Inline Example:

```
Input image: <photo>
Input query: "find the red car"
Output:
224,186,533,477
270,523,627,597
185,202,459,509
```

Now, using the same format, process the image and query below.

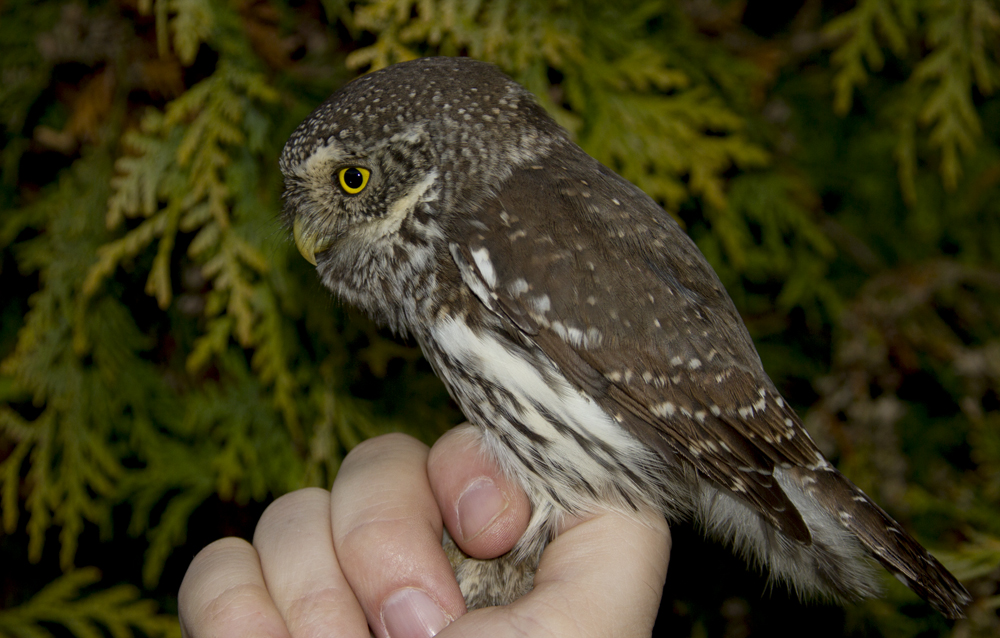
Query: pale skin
178,424,671,638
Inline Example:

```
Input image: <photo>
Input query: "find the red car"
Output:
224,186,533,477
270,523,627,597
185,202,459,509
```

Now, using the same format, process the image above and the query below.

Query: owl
280,57,970,618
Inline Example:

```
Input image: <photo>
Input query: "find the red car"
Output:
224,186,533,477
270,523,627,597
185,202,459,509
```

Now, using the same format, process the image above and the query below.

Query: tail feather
801,467,971,619
700,467,971,618
698,476,881,605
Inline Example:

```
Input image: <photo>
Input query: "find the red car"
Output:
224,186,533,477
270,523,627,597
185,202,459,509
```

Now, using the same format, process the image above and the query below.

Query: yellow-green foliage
0,568,179,638
1,0,999,636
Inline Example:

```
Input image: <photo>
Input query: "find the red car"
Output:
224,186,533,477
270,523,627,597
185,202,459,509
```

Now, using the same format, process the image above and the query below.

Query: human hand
178,424,670,638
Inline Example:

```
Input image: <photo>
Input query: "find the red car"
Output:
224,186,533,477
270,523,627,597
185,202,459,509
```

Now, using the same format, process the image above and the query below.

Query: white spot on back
531,294,551,313
566,326,584,345
471,247,496,287
652,402,676,418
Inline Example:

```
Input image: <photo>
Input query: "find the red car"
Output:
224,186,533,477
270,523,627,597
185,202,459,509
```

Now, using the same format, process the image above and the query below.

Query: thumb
427,424,532,560
442,506,670,637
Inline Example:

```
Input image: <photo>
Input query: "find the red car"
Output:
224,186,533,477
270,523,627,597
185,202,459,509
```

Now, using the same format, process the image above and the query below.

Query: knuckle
200,582,281,632
258,488,328,529
344,432,421,467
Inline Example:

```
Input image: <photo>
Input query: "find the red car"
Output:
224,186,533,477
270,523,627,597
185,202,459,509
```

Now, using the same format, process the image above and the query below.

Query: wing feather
449,151,831,544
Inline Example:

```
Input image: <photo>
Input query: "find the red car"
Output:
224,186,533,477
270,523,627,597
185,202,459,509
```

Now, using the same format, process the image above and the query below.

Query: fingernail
382,588,450,638
457,478,508,542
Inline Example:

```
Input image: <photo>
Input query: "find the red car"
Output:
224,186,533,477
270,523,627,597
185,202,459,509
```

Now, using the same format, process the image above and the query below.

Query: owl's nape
280,57,971,619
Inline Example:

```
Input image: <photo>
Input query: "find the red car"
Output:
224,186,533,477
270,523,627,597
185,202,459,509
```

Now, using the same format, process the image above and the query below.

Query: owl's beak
293,217,325,266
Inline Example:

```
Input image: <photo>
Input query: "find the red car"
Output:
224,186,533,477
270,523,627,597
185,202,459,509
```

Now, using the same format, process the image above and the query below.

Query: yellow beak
293,217,321,266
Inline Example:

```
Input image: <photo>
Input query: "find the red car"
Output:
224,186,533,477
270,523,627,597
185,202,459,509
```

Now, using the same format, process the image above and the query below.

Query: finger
331,433,465,638
253,488,368,638
426,424,531,559
178,537,290,638
442,507,671,638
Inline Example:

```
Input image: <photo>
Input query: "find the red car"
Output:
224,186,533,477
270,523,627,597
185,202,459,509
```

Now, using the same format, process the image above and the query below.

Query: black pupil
343,168,364,189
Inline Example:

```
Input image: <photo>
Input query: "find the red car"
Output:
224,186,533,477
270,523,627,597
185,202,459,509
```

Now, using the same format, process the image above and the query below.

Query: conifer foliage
1,1,998,636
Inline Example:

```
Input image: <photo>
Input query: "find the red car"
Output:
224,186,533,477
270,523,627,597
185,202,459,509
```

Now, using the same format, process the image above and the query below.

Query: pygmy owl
280,57,970,618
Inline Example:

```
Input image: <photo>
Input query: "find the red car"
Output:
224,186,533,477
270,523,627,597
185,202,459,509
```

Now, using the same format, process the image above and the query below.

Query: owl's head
280,57,564,265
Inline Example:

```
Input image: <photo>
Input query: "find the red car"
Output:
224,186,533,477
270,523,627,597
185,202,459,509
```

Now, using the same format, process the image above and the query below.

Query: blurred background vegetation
1,0,999,635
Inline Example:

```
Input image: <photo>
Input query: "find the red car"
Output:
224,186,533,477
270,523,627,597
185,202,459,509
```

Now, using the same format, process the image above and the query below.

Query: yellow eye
338,167,370,194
